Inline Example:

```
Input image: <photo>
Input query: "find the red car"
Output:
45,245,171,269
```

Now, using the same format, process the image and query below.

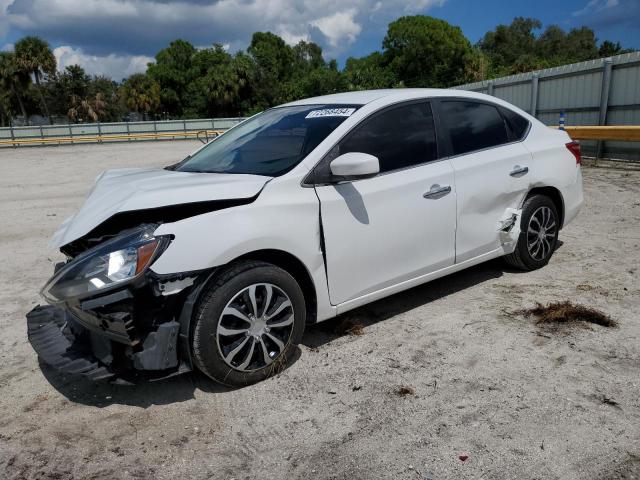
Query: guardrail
0,129,226,147
0,117,244,148
559,126,640,142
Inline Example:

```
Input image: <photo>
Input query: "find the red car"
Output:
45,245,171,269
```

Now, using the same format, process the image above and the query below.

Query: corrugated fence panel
493,82,531,112
537,71,601,112
455,51,640,162
609,64,640,107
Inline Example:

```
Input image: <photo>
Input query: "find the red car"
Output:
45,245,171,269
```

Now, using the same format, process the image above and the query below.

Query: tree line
0,15,633,126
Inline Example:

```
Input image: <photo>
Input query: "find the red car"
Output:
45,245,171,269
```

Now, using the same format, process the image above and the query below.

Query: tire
504,194,560,271
191,260,306,387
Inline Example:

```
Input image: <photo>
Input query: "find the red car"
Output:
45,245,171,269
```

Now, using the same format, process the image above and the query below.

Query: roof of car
280,88,488,107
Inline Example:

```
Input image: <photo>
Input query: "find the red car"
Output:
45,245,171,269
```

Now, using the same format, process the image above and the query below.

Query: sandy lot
0,141,639,480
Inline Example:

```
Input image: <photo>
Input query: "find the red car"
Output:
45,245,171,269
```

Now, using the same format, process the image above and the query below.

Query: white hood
51,167,271,248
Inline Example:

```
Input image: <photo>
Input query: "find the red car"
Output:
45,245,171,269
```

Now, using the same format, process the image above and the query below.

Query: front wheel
504,195,559,271
191,260,306,387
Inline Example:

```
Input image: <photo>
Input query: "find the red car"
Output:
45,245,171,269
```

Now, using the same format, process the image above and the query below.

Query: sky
0,0,638,81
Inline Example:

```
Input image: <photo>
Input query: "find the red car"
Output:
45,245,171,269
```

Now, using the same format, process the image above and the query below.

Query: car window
334,102,438,173
440,101,510,156
171,104,360,176
500,106,530,140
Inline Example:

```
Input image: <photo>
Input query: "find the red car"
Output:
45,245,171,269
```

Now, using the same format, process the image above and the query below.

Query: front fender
149,177,335,321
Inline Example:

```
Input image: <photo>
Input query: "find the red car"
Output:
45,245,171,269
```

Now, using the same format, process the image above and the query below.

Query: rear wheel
192,261,306,386
504,194,559,271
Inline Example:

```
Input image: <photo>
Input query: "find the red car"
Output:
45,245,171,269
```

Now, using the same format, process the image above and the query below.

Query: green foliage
14,36,56,81
119,73,161,118
478,18,619,76
147,39,198,117
2,16,635,124
14,36,56,119
0,51,31,121
599,40,633,57
382,16,474,87
344,52,396,90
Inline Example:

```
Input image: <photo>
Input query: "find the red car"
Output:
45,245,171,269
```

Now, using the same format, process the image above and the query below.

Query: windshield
172,104,360,176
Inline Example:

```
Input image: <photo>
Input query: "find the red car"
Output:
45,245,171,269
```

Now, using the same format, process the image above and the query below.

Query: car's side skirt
334,246,509,316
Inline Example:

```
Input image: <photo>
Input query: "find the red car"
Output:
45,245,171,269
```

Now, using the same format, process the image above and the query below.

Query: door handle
510,165,529,177
423,184,452,199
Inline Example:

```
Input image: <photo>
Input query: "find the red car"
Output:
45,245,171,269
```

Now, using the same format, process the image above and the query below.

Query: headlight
42,225,168,303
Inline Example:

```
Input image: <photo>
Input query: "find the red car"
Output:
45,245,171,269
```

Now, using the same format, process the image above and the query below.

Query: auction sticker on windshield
305,108,356,119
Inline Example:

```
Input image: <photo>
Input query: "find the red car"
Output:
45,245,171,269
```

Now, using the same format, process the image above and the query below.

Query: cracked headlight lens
42,226,166,303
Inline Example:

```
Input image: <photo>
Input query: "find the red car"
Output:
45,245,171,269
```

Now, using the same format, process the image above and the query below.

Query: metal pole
596,58,613,161
530,74,539,118
9,124,15,148
487,81,494,96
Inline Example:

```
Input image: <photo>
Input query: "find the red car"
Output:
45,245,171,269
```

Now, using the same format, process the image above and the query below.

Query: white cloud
5,0,445,62
0,0,15,37
573,0,620,16
311,9,362,47
53,46,153,80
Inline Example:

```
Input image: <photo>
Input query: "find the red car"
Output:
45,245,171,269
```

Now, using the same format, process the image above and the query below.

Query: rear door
312,101,457,305
435,99,533,263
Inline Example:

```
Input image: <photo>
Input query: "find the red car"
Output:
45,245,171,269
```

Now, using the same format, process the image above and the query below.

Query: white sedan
30,88,583,386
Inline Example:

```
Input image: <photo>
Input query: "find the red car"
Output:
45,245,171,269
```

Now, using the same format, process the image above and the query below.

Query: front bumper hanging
26,304,187,383
27,305,115,381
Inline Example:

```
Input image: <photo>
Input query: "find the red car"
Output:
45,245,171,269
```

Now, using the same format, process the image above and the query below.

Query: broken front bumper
26,302,188,383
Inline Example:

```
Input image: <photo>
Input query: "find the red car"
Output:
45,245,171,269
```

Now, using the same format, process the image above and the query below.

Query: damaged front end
27,224,210,383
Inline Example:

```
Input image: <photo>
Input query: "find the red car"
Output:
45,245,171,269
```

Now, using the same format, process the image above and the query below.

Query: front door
313,101,457,305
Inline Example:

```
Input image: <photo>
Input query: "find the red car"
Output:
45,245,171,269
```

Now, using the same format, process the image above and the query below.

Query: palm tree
14,36,56,123
0,51,30,122
67,92,107,123
119,74,161,119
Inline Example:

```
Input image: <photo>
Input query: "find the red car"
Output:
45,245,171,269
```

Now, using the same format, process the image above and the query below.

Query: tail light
566,141,581,165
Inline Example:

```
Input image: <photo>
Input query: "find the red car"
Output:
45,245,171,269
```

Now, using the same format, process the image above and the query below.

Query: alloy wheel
216,283,294,371
527,206,557,261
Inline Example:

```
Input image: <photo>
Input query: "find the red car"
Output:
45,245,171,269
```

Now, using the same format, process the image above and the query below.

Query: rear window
500,107,530,140
440,101,509,156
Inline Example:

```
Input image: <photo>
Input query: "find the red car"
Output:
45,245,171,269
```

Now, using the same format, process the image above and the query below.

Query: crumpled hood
51,167,271,248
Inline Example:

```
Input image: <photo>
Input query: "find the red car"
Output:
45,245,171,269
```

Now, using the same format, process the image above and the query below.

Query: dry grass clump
518,301,616,328
396,386,415,397
335,318,365,336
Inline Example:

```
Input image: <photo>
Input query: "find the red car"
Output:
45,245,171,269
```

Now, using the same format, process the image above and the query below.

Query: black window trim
303,98,447,187
431,97,531,160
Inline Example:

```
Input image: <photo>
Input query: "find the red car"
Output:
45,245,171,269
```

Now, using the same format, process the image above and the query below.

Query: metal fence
0,117,244,146
454,51,640,162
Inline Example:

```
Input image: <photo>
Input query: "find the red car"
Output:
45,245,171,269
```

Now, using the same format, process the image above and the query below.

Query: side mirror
329,152,380,181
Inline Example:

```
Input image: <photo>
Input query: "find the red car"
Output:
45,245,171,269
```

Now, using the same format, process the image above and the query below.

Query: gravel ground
0,141,639,480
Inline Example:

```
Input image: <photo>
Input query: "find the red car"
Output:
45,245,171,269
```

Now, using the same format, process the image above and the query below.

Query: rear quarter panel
523,124,584,227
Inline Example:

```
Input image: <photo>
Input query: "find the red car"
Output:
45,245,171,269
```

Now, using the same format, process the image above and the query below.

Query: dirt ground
0,141,639,480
